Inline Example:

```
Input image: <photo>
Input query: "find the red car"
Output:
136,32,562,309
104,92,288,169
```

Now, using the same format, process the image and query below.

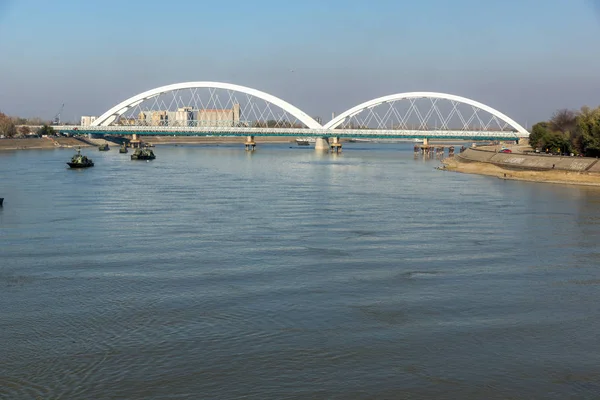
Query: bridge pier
330,137,342,153
130,133,142,148
315,137,330,151
245,135,256,151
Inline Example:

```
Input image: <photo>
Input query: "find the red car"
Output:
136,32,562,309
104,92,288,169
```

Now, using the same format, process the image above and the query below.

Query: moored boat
98,143,110,151
131,148,156,160
67,148,94,168
119,144,128,153
296,137,316,146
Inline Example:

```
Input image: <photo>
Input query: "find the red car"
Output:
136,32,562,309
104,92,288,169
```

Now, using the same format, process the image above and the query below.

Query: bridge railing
53,125,523,139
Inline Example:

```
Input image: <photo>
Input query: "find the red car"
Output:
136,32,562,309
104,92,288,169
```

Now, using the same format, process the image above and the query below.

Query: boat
131,147,156,160
348,138,371,143
0,198,3,207
98,143,110,151
295,137,316,146
119,144,128,154
67,148,94,168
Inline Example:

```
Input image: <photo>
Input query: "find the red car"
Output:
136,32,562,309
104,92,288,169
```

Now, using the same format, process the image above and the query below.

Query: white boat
295,137,316,146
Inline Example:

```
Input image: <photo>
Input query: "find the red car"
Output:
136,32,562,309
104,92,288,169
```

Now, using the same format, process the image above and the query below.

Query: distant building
118,117,137,126
174,107,194,126
197,104,240,127
80,116,97,126
151,111,168,126
138,112,148,125
132,105,241,127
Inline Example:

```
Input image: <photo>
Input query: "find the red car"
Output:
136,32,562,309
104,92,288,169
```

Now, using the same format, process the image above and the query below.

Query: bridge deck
54,126,524,141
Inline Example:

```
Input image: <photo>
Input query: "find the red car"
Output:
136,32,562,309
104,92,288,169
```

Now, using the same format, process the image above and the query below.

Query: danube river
2,143,600,399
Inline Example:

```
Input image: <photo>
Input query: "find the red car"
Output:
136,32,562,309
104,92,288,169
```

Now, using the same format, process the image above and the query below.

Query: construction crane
52,103,65,125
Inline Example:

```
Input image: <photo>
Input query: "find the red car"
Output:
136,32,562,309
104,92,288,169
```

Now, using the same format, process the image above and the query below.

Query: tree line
0,112,55,137
529,106,600,156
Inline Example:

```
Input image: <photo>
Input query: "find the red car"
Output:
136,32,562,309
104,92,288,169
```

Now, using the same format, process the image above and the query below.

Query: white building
197,104,240,127
174,107,194,126
81,116,97,126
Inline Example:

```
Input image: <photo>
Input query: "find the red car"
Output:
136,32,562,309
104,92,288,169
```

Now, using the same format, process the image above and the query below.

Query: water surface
1,143,600,399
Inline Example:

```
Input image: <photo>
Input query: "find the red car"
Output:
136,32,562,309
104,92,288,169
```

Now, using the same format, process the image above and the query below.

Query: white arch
91,81,323,129
323,92,529,136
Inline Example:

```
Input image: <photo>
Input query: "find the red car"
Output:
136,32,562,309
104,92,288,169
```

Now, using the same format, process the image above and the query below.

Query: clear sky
1,0,599,126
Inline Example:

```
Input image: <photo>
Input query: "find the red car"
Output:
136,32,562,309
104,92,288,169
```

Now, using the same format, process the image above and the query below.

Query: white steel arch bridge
56,81,529,141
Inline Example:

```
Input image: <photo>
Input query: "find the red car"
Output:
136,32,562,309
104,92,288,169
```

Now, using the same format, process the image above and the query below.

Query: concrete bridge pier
245,135,256,151
130,133,142,148
330,137,342,153
315,137,330,151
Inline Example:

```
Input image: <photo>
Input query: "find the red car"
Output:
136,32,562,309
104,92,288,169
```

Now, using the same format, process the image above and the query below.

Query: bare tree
0,112,17,137
550,109,578,135
17,126,31,136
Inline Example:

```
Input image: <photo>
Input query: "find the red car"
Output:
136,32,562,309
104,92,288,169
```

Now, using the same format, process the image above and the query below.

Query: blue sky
0,0,599,126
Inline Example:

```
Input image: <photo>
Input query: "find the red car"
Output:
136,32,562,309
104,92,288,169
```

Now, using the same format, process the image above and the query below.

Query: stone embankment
442,148,600,186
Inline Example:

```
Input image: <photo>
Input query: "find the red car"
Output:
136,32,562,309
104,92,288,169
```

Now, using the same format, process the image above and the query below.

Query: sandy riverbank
0,137,92,151
442,147,600,187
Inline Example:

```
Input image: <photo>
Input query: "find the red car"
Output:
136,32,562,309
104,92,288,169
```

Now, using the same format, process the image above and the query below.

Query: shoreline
0,136,297,151
143,136,295,146
442,148,600,187
0,137,92,151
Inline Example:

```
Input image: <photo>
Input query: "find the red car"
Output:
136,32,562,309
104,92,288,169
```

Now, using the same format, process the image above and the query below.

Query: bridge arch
91,81,323,129
323,92,529,136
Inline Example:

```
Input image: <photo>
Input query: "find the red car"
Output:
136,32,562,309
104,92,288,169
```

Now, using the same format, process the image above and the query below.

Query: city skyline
1,0,600,127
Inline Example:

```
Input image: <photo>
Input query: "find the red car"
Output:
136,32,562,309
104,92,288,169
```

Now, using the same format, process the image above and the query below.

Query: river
1,142,600,399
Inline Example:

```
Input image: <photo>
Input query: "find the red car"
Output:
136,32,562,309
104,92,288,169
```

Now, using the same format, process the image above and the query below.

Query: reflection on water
2,143,600,399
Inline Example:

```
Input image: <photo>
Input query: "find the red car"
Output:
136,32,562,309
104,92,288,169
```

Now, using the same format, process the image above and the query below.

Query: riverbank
0,136,297,150
143,136,295,145
442,147,600,186
0,137,91,151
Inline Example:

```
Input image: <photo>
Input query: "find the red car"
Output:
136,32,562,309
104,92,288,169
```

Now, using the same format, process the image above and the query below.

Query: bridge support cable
91,82,322,130
323,92,529,138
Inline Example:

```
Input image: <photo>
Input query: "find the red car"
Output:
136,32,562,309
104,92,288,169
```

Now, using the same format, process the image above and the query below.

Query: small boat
131,148,156,160
119,144,128,154
295,137,316,146
98,143,110,151
67,148,94,168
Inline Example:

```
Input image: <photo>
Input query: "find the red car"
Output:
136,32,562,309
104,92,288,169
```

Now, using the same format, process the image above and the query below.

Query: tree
17,126,31,136
541,132,571,154
529,122,550,148
577,106,600,157
550,109,578,135
0,112,17,137
36,124,56,137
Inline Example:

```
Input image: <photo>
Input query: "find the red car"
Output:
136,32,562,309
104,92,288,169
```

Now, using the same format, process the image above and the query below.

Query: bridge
54,81,529,150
